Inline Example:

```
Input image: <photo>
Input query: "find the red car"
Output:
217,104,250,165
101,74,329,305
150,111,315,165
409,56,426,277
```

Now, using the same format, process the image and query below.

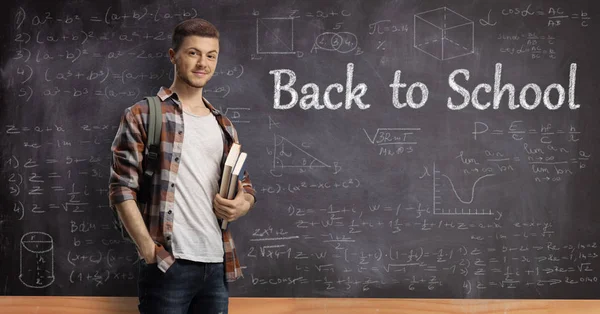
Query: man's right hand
114,200,158,264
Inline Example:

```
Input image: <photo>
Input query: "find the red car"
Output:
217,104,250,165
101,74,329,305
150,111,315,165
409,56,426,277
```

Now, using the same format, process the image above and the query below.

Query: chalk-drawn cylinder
19,232,55,288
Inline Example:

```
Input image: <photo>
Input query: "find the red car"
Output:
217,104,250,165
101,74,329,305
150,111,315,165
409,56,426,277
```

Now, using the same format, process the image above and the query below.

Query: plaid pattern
109,87,255,281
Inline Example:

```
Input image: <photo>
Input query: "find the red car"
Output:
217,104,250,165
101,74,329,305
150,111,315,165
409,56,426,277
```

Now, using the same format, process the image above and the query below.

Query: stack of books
218,143,247,229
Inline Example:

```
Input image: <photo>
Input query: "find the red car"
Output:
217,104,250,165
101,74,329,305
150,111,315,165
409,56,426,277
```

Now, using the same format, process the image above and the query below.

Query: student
109,18,256,314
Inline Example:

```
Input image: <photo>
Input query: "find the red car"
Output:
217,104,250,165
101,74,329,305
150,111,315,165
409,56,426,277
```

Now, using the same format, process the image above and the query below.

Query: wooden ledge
1,297,600,313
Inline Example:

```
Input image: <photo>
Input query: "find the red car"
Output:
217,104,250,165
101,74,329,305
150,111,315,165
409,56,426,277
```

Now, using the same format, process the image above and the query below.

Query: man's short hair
172,18,220,52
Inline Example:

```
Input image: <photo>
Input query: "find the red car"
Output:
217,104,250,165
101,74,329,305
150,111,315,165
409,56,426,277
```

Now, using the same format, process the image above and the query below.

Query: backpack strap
139,96,162,206
114,96,162,241
147,96,162,159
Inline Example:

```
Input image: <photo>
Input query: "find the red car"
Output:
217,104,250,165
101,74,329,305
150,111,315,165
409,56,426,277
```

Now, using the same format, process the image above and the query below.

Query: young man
109,18,256,314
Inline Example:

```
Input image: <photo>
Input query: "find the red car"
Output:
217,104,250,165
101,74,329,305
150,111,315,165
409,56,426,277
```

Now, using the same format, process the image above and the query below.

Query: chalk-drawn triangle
273,134,330,169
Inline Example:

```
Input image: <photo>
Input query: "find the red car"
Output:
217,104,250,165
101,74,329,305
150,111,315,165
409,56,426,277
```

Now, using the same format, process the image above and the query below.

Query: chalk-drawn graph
432,163,495,216
273,134,330,170
414,7,474,60
19,232,55,288
256,17,295,54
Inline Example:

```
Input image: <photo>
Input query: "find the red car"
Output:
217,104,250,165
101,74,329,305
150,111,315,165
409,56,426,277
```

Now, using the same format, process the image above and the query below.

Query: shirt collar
156,86,222,115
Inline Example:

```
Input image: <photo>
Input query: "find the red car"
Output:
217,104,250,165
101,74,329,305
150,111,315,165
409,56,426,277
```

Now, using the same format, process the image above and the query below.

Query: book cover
222,151,247,229
218,142,241,198
226,152,247,199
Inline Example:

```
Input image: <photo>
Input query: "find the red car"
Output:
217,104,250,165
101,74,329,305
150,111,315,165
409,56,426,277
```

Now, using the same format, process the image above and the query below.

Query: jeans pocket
164,260,177,275
204,262,225,283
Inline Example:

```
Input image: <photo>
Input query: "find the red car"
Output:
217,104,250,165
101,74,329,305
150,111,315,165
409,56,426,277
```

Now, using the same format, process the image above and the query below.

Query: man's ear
168,48,176,64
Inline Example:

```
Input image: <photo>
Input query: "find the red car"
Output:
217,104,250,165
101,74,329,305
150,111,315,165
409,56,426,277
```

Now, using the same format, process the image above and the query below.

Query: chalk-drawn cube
256,17,295,54
414,7,474,60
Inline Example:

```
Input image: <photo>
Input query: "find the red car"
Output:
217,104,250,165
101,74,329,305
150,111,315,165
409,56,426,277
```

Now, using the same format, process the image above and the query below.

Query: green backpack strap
147,96,162,154
139,96,162,206
114,96,162,241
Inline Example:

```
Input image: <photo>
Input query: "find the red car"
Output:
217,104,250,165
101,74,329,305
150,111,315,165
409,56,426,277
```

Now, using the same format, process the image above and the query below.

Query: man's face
170,35,219,89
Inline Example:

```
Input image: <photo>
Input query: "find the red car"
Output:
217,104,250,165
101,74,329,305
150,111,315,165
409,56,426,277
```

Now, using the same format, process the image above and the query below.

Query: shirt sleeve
241,169,256,204
108,106,145,207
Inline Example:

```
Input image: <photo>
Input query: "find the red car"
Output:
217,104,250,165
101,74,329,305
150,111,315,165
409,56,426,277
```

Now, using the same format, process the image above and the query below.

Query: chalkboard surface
2,0,599,299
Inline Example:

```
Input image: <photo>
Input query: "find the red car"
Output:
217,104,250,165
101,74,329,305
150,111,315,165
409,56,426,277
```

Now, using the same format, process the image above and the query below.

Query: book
226,152,247,199
218,143,241,198
218,143,241,230
222,152,248,230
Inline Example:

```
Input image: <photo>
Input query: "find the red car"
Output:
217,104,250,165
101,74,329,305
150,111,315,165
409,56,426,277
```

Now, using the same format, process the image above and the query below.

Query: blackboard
2,0,600,299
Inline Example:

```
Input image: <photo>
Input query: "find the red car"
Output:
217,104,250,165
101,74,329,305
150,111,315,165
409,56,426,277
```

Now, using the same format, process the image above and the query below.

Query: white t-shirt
171,110,224,262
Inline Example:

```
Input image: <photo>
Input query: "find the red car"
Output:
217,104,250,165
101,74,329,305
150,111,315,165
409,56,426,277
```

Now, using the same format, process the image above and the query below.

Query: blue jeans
137,259,228,314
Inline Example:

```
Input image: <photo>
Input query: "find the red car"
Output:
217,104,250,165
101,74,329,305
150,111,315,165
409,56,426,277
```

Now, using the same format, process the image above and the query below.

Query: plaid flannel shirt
109,87,255,281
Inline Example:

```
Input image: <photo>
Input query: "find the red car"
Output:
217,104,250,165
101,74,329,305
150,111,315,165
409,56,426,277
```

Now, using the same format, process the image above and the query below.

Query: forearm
115,199,155,259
